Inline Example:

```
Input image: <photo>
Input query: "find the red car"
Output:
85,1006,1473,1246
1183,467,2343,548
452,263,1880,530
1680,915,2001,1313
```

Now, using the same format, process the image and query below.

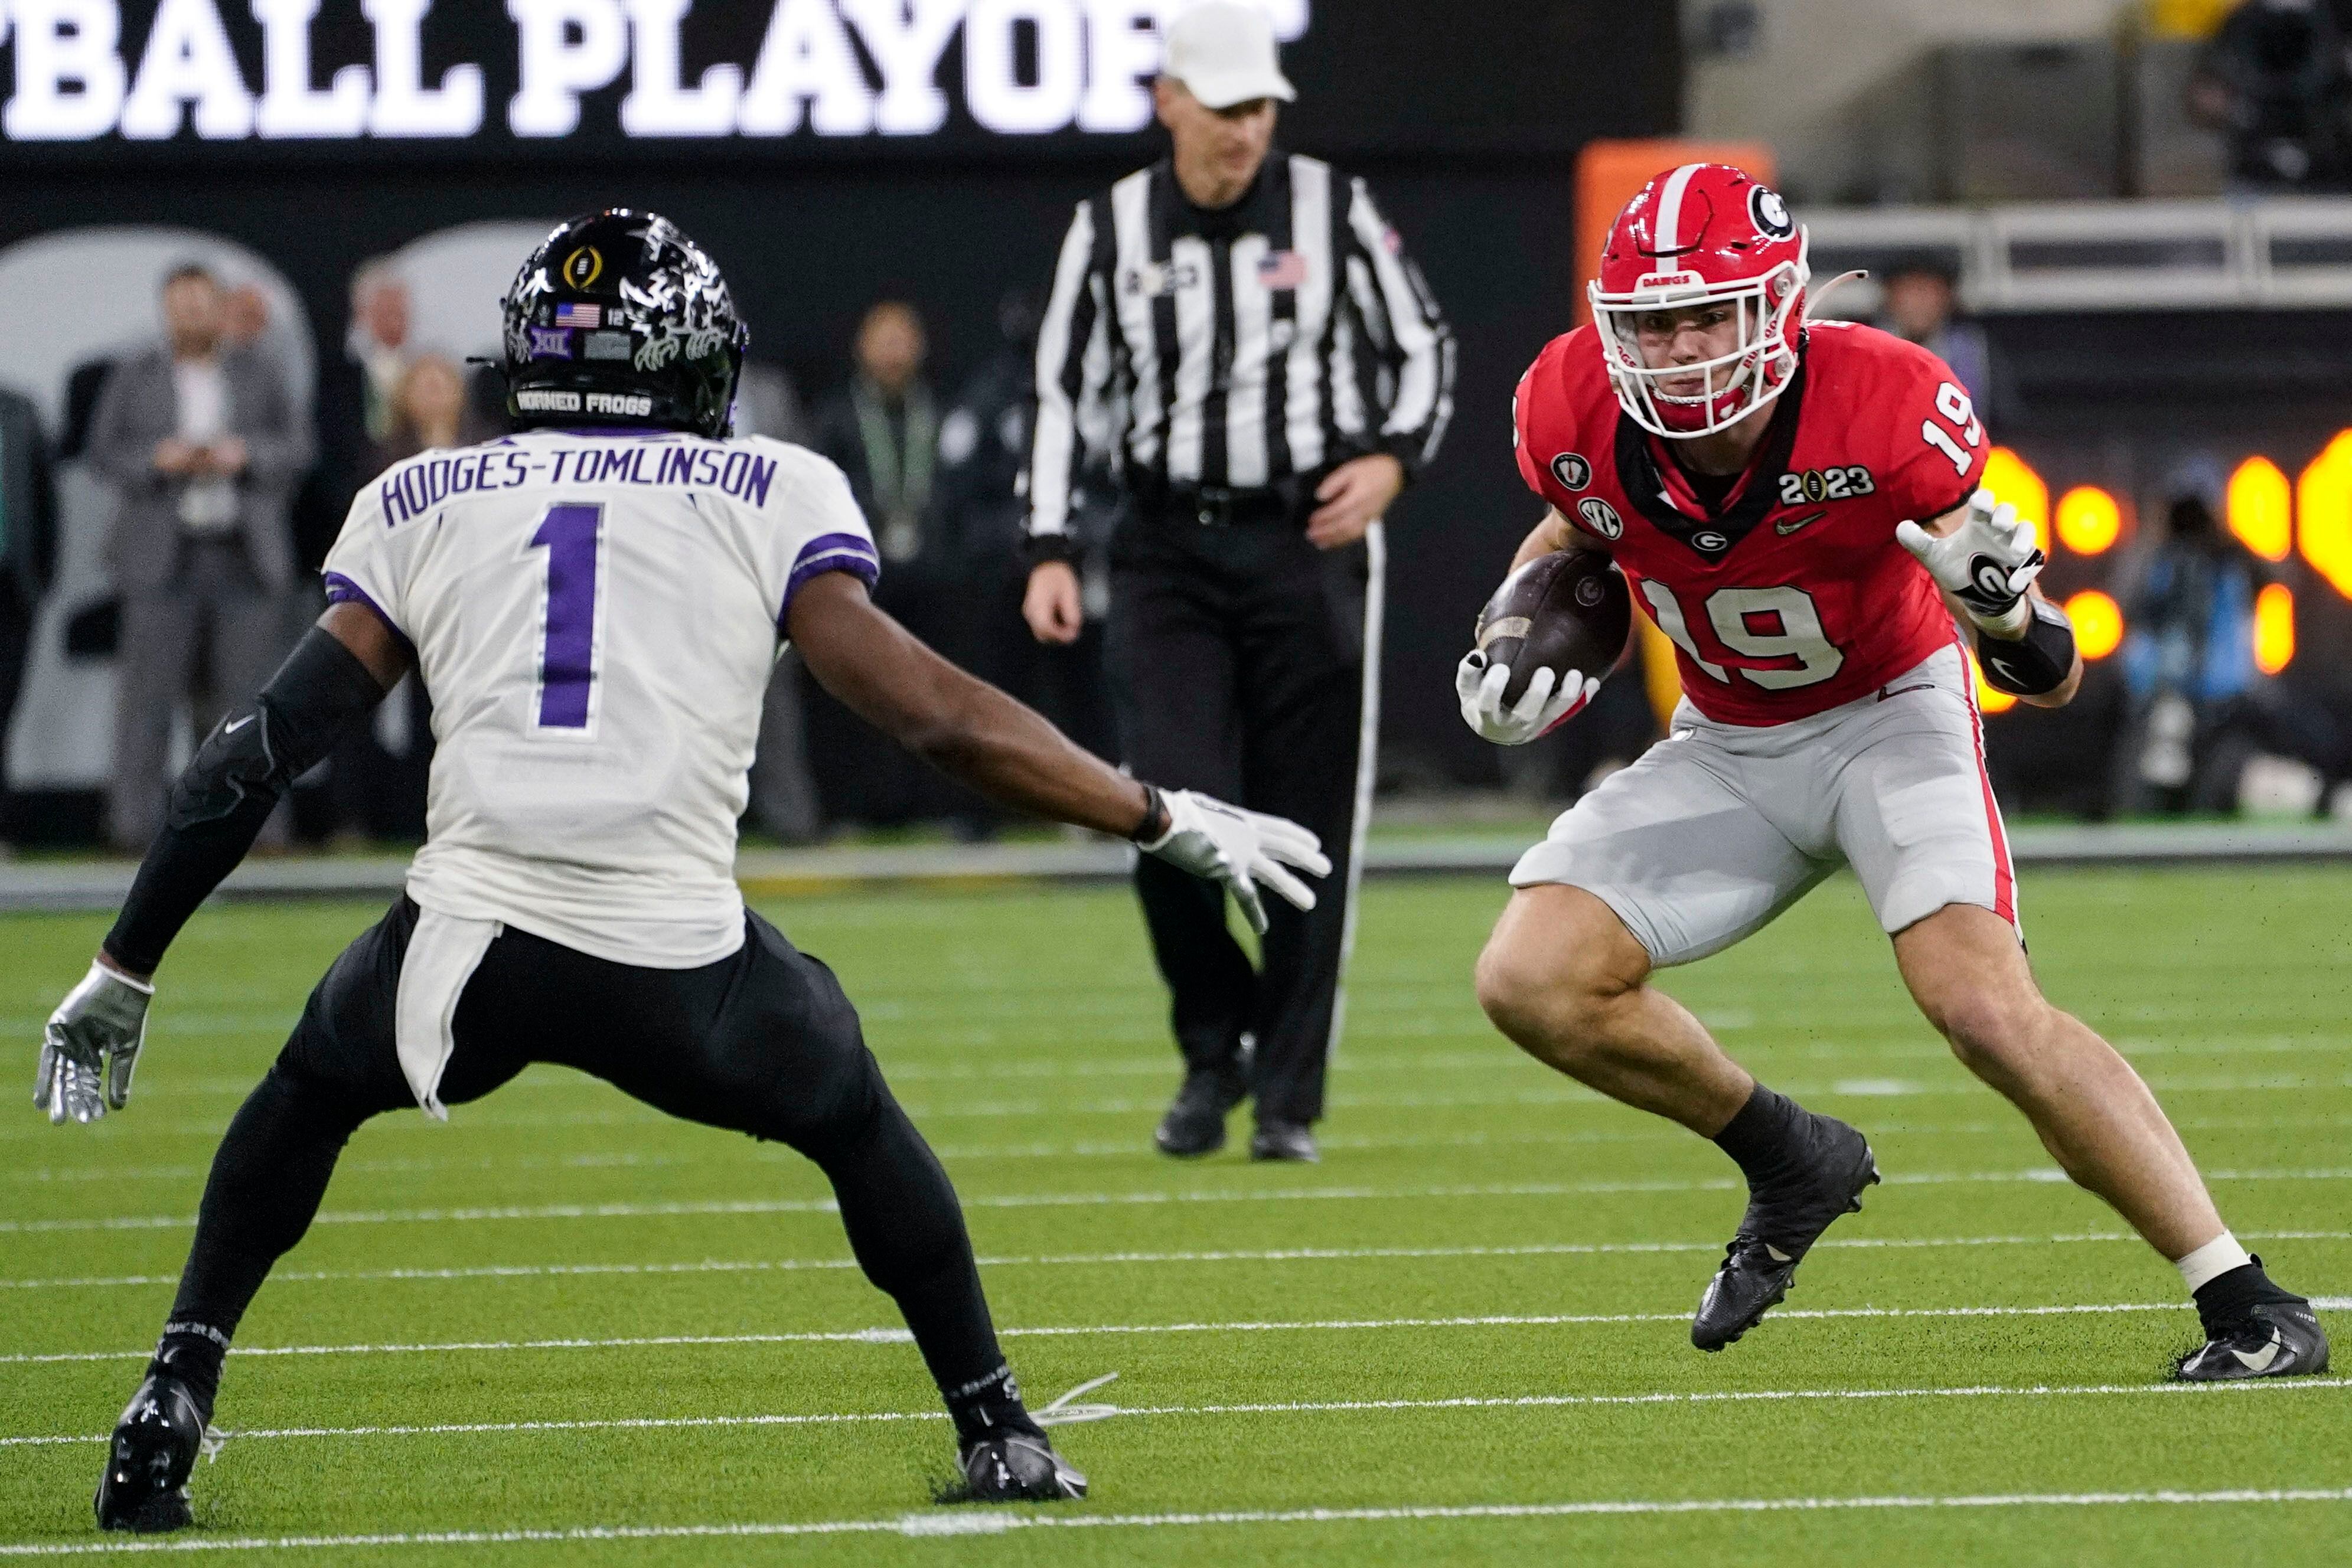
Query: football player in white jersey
36,211,1328,1533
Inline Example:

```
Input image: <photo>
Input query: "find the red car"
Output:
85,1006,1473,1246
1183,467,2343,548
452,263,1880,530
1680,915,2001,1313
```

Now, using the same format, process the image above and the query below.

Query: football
1473,550,1633,705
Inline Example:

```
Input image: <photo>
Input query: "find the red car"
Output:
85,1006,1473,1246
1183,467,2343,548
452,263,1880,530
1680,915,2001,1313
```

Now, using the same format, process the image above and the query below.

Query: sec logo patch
1551,452,1592,491
1577,498,1623,540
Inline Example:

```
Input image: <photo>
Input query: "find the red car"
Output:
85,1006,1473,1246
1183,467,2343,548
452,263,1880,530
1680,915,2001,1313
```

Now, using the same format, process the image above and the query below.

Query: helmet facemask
1590,233,1809,440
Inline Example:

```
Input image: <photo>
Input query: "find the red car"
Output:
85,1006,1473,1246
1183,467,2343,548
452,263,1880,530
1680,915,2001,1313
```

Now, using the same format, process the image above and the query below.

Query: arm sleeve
1343,178,1456,478
105,629,387,974
1881,342,1989,522
1024,199,1113,559
767,448,882,632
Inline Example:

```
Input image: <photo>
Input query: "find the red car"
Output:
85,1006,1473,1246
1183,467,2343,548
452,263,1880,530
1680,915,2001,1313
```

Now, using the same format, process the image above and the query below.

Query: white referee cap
1163,1,1297,109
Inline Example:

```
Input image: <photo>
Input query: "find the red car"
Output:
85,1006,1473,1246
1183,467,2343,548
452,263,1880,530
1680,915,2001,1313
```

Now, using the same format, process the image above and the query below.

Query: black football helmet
501,209,747,439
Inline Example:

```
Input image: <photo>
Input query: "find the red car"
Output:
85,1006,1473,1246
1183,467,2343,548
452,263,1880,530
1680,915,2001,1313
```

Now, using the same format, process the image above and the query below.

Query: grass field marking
14,1165,2352,1238
24,1297,2352,1368
32,1481,2344,1558
14,1229,2352,1296
6,1376,2351,1452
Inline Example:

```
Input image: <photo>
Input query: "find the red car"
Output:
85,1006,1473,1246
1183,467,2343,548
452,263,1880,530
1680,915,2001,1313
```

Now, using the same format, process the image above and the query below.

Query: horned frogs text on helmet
501,209,748,440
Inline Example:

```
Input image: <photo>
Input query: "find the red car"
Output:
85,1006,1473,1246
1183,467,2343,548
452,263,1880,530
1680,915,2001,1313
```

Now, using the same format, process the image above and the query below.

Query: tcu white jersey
322,428,879,968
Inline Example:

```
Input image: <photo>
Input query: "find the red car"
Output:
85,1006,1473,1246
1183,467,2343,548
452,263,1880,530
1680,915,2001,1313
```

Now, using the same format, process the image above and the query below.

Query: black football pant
165,897,1010,1408
1105,509,1373,1126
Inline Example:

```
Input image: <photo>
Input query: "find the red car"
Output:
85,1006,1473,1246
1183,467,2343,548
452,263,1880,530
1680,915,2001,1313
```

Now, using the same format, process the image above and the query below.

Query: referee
1020,1,1453,1163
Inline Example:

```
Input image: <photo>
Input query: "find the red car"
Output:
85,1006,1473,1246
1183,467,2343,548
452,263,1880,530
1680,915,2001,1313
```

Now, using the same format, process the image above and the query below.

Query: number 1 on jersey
531,502,605,733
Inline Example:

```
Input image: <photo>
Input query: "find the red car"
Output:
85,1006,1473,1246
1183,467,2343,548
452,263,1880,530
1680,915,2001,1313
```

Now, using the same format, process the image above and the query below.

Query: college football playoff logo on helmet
1577,498,1623,540
1749,185,1795,240
1551,452,1593,492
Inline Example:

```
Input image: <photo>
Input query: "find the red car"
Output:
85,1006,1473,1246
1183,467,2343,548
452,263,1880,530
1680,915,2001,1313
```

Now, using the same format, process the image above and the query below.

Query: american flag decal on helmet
554,302,602,329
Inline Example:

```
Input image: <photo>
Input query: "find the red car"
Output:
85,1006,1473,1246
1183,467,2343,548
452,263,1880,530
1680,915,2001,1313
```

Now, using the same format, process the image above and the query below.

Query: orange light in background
2063,589,2124,658
1979,448,2048,551
1972,651,2017,714
2255,583,2296,674
2227,456,2293,562
2296,430,2352,598
2054,486,2122,556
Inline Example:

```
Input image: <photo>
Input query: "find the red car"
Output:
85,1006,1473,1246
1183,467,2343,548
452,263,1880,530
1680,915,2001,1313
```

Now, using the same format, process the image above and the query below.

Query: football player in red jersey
1462,164,2326,1378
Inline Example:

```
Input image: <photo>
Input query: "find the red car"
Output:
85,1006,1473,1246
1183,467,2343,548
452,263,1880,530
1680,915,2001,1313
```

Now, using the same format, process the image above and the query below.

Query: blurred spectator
1876,254,2004,430
810,301,954,828
2188,0,2352,191
735,360,825,844
221,283,271,353
0,388,59,847
306,262,415,571
2116,456,2351,813
88,263,311,852
936,289,1114,836
372,354,492,470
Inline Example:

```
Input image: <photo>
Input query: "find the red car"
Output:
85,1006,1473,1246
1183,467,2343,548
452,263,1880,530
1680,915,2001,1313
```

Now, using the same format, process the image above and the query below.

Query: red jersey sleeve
1871,333,1988,524
1512,334,1580,513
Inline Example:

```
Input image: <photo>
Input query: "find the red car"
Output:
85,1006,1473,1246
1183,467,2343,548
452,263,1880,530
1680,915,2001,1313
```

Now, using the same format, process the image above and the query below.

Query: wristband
1979,597,2076,697
1128,783,1171,845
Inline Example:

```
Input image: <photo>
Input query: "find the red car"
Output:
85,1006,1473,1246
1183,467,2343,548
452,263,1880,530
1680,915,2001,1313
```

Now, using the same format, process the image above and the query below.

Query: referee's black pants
1105,505,1375,1127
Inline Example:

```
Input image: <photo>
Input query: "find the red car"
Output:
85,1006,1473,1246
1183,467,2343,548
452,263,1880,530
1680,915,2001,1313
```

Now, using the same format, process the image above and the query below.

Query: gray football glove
34,961,154,1125
1140,789,1330,936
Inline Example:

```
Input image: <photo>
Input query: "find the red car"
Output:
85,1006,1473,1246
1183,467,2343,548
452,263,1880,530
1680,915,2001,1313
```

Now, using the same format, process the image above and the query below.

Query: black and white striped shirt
1024,151,1454,550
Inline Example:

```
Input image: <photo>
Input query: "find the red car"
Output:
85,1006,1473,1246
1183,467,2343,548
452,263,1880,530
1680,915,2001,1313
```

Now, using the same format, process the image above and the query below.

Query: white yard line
9,1229,2350,1295
0,1487,2348,1554
15,1297,2352,1369
9,1167,2351,1237
4,1375,2348,1449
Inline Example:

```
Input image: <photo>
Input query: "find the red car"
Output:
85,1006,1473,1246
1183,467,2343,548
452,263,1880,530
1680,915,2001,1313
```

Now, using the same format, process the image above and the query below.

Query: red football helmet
1588,163,1809,439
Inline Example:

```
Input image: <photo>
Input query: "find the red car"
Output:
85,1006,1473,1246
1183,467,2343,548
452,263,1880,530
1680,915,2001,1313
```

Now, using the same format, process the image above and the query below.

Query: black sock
149,1322,229,1420
943,1364,1044,1448
1712,1083,1809,1187
2193,1255,2305,1338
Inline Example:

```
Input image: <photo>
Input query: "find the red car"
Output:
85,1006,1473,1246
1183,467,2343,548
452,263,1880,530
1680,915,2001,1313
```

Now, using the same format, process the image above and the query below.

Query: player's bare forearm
790,573,1156,838
1510,507,1590,571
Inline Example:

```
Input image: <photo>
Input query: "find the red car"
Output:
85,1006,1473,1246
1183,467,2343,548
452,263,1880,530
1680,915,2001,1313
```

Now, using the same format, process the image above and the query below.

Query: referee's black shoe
1692,1112,1880,1352
94,1368,209,1533
1155,1064,1247,1157
1250,1119,1319,1163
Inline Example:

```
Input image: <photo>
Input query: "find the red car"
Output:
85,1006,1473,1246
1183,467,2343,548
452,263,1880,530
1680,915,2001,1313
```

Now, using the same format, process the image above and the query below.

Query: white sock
2175,1232,2254,1295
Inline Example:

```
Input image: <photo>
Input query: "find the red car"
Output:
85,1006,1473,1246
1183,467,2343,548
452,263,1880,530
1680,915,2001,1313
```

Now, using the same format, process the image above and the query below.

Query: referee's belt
1149,481,1299,528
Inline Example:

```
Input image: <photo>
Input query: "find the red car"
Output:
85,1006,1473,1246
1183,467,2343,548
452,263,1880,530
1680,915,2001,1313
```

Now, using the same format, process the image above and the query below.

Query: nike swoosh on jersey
1774,510,1829,536
2233,1332,2284,1373
223,716,253,734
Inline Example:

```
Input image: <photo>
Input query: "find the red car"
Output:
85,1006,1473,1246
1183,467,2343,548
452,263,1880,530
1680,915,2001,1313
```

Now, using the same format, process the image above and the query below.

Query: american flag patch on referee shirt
1258,250,1308,290
554,302,602,328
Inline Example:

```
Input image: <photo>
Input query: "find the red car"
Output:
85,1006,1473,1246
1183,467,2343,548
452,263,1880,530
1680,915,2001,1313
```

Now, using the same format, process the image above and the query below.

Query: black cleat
1249,1119,1319,1163
956,1432,1088,1502
94,1370,209,1533
2175,1299,2331,1381
1154,1064,1247,1158
1692,1112,1880,1352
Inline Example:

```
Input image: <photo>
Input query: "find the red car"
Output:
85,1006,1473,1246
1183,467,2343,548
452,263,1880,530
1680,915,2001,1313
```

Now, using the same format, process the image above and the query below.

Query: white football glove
1140,790,1330,936
1895,487,2046,635
1455,652,1599,746
34,961,154,1125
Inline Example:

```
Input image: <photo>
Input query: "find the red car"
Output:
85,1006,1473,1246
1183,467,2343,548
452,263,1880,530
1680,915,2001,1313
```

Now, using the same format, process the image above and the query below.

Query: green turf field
2,867,2347,1563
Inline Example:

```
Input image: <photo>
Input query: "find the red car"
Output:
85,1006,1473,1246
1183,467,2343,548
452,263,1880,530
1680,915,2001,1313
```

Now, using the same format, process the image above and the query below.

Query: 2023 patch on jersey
1513,320,1986,727
322,429,880,968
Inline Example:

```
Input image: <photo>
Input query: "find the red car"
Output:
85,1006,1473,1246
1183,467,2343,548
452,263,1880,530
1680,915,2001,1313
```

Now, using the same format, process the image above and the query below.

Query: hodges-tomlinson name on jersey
379,440,783,525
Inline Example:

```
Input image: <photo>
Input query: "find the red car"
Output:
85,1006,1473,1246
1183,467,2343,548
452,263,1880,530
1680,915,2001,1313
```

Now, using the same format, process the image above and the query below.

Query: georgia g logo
1550,452,1592,491
1968,554,2013,604
1750,186,1794,241
1577,497,1623,540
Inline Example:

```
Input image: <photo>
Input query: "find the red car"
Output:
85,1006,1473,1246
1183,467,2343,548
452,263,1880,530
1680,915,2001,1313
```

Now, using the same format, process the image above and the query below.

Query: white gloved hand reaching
1138,790,1330,935
34,961,154,1125
1454,652,1598,746
1895,487,2046,635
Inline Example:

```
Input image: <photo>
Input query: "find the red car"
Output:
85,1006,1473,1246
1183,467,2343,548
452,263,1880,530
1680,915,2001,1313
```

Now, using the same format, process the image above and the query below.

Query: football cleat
957,1432,1088,1502
2175,1299,2331,1382
1154,1064,1248,1158
94,1370,210,1533
1692,1112,1880,1352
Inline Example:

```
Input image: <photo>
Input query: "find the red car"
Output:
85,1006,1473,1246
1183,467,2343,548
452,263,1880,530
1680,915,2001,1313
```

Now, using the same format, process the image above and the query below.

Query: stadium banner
0,1,1668,164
